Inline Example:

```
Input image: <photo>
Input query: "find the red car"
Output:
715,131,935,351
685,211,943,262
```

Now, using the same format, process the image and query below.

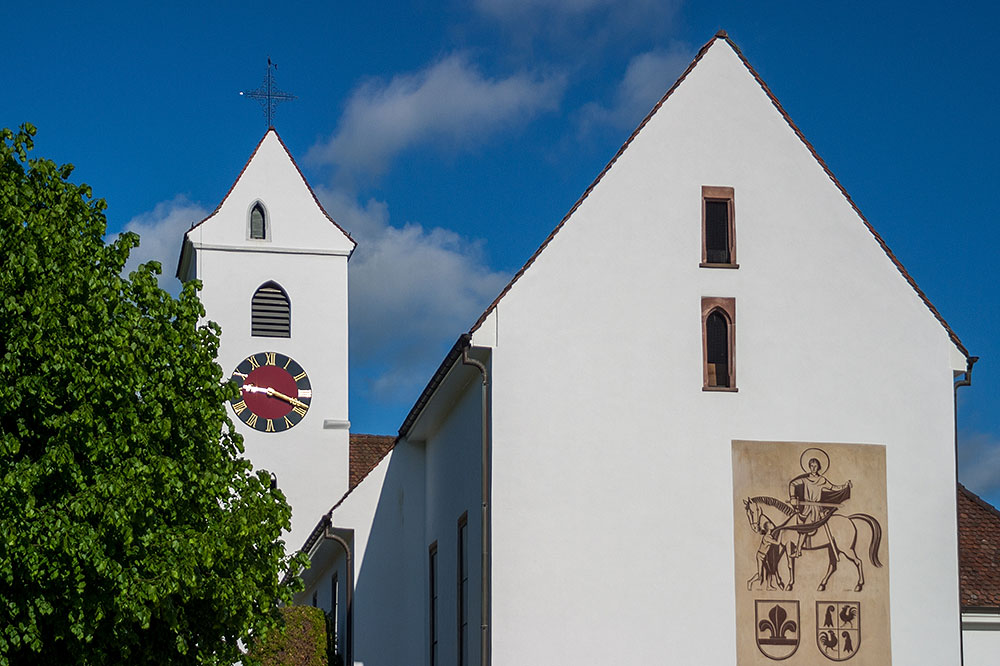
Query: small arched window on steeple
251,282,290,337
250,202,267,240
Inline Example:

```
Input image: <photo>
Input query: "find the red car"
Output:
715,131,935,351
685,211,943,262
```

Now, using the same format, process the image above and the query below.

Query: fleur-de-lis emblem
755,601,800,660
759,604,797,639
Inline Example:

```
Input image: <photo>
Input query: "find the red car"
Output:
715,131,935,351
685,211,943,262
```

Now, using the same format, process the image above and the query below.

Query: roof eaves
397,334,472,439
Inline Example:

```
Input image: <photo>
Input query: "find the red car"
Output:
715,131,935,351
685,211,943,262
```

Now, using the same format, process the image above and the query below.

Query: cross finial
240,58,297,128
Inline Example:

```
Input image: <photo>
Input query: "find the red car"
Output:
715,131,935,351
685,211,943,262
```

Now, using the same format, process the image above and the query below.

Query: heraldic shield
755,601,800,660
816,601,860,661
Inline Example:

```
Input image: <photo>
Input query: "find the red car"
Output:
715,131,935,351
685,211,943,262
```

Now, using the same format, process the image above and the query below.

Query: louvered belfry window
251,282,290,337
250,202,266,239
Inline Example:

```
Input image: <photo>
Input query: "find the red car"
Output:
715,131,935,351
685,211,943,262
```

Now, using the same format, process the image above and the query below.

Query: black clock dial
229,352,312,432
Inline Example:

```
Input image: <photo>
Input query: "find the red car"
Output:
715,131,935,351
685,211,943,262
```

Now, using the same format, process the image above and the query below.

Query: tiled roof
348,433,396,490
959,483,1000,609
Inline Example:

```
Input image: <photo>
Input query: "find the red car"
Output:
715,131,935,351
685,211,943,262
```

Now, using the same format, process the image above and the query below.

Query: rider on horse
786,457,852,557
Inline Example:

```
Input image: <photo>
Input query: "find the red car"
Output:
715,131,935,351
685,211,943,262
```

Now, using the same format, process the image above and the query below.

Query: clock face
229,352,312,433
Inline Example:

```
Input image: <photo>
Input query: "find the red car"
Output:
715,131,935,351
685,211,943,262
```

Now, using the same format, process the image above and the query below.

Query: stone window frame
700,186,738,268
248,200,270,241
702,296,737,391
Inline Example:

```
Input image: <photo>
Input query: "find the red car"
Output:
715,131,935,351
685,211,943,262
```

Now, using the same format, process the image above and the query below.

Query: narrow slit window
701,186,736,267
457,513,469,666
429,543,438,666
702,297,736,391
251,282,291,338
330,572,339,658
250,202,267,240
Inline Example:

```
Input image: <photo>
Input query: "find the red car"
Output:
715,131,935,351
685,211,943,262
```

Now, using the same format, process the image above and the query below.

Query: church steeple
178,129,354,550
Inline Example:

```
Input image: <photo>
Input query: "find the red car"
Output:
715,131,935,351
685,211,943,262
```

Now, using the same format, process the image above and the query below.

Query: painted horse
744,496,882,592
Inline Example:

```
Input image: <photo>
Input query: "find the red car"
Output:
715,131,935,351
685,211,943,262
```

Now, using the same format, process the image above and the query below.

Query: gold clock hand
265,387,307,409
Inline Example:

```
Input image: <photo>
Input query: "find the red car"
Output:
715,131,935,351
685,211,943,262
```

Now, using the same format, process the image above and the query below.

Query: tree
0,124,301,664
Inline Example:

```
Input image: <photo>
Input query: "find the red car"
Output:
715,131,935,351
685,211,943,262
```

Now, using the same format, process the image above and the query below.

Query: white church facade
178,32,995,665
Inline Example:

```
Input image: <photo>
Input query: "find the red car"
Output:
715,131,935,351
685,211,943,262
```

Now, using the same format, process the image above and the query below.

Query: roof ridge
467,31,968,358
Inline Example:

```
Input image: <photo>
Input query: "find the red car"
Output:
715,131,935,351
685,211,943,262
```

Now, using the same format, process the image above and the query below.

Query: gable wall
480,41,961,664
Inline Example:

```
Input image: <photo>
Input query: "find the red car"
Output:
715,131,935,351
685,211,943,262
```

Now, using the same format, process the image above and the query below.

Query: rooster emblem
839,604,857,628
816,601,860,661
819,630,839,655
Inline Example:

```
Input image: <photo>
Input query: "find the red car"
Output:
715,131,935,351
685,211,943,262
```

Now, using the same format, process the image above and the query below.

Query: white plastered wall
301,367,485,666
963,615,1000,665
477,39,964,665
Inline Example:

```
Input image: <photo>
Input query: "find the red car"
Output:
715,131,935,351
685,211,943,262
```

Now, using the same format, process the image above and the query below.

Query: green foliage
0,124,304,665
249,606,328,666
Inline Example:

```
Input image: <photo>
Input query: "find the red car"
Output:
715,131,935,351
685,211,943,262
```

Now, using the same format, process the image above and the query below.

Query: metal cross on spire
240,58,296,128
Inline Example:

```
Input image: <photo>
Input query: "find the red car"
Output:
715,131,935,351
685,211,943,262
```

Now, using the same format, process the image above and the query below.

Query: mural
733,441,890,665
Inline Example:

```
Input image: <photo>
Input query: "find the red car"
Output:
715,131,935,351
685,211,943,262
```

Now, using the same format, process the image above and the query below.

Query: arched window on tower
250,202,267,240
251,282,290,337
702,297,736,390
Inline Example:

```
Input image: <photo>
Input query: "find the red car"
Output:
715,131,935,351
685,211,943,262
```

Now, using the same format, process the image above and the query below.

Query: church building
177,32,996,665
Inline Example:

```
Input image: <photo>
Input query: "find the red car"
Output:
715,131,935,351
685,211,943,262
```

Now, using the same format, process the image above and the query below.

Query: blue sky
4,1,999,504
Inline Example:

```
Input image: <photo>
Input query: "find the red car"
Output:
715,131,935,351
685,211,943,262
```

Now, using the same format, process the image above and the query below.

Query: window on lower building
457,513,469,666
702,297,737,390
429,542,438,666
701,186,737,267
330,572,339,657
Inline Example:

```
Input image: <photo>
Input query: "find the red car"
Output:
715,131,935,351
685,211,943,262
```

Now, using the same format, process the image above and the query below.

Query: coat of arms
755,601,799,660
816,601,860,661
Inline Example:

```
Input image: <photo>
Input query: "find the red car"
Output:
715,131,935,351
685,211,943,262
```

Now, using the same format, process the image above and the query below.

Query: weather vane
240,58,296,128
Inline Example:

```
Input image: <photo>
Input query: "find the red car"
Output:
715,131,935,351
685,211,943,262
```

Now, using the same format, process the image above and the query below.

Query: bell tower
177,129,355,550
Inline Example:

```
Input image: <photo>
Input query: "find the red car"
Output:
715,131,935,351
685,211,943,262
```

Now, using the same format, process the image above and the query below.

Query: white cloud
119,196,209,291
473,0,682,50
578,45,693,132
317,187,509,403
959,430,1000,499
309,53,565,178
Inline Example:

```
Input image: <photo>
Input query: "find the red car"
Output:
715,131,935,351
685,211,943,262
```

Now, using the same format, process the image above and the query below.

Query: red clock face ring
229,352,312,433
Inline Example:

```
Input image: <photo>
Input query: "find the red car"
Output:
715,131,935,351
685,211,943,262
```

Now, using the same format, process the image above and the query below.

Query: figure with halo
743,447,883,591
787,449,852,559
